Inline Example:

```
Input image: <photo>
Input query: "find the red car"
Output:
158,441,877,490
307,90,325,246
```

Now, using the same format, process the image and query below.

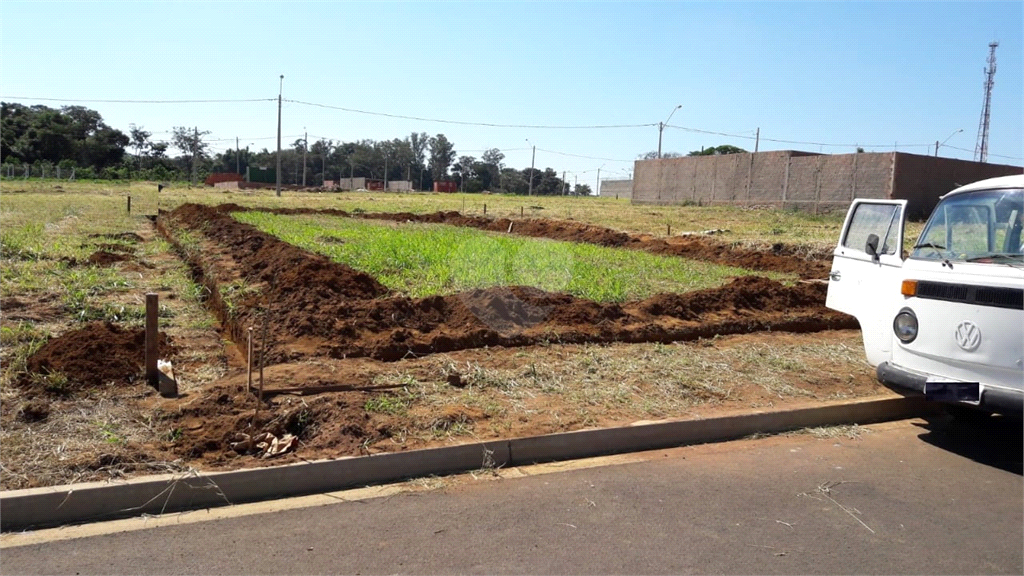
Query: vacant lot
1,181,891,490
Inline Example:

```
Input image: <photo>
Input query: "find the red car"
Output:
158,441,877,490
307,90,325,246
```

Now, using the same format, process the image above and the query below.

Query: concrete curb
0,396,933,532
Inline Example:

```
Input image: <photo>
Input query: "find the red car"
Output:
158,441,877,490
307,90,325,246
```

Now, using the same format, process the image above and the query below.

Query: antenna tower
973,41,998,163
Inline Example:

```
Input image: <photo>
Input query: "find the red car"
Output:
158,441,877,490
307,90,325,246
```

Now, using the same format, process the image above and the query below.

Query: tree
1,102,127,171
452,155,476,192
428,134,456,183
687,145,747,156
638,151,682,160
128,124,151,170
574,183,593,196
171,126,211,185
310,139,333,184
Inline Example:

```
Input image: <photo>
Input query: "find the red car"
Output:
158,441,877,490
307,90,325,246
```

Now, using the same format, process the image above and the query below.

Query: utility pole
658,105,682,159
974,41,998,163
192,126,198,186
596,167,601,197
236,137,240,174
384,155,389,191
562,170,566,196
754,127,760,154
301,130,307,187
276,75,284,197
574,174,577,196
527,142,536,196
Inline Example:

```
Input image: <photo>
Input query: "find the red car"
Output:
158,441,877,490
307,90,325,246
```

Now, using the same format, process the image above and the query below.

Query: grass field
236,211,790,301
0,181,889,489
1,179,914,249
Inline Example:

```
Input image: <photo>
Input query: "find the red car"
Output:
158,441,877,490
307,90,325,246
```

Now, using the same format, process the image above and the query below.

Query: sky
2,1,1022,186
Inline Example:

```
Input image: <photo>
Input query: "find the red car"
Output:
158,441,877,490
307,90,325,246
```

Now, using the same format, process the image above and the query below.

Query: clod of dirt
17,400,50,422
87,251,132,266
19,321,177,393
446,373,464,388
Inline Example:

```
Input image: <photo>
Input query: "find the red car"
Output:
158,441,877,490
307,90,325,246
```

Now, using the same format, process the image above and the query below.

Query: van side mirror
865,233,880,261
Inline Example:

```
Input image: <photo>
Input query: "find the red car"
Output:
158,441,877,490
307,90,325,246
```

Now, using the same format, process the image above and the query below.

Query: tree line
0,102,595,195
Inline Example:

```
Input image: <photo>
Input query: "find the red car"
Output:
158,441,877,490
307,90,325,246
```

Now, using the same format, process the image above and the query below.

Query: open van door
825,199,908,366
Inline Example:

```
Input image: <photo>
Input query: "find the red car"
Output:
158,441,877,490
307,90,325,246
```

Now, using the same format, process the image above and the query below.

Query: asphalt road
2,415,1021,575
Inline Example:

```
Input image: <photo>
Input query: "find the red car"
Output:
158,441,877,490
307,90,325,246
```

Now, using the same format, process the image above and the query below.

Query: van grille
916,281,1023,310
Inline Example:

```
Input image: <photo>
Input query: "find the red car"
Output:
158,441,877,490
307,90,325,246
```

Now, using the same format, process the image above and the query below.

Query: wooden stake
254,317,268,424
483,203,487,215
520,206,523,217
246,327,253,394
127,195,132,214
667,224,671,236
145,293,158,388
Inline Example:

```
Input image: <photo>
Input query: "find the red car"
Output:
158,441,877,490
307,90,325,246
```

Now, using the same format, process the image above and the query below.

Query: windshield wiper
912,242,946,250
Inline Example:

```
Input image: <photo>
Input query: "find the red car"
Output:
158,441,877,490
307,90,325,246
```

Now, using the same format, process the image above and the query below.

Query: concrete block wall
632,151,1020,216
599,179,633,199
385,180,413,192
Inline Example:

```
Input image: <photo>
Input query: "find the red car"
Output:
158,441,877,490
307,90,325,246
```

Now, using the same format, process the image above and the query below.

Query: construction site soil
9,202,874,480
17,322,176,393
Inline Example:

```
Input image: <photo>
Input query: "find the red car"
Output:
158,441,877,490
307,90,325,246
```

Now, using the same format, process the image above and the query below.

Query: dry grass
353,332,880,446
0,188,228,490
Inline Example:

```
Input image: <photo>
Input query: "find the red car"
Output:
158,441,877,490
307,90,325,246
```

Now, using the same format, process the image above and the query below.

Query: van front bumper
876,361,1023,417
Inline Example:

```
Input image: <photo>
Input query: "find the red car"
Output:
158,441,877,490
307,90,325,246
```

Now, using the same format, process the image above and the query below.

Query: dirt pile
19,321,176,393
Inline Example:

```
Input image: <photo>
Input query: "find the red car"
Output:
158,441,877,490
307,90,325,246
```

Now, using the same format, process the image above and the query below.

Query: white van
826,174,1023,417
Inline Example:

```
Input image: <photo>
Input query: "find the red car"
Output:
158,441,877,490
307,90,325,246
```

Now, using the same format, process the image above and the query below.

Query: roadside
3,416,1019,575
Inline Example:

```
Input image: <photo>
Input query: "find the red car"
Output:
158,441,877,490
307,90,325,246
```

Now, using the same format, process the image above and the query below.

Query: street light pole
657,104,682,159
526,139,536,196
276,75,284,197
935,128,964,157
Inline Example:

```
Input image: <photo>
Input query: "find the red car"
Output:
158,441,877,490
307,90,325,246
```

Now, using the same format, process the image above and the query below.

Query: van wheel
944,405,991,423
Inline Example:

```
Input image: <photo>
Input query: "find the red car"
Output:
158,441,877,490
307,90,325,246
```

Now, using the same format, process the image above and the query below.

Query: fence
632,151,1022,218
1,163,78,180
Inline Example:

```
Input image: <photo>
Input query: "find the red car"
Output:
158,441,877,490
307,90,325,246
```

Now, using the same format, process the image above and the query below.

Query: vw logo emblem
954,321,981,352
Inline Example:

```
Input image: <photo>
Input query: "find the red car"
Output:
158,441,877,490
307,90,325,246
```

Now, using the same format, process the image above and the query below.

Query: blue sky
2,1,1022,183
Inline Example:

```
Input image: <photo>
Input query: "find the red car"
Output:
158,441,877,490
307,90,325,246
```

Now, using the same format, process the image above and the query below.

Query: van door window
843,203,900,255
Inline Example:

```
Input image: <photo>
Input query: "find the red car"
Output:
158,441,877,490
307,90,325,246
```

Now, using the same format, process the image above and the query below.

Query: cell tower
973,41,998,163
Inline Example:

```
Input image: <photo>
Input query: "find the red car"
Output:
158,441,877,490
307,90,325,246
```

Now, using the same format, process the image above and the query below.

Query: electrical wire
944,144,1023,161
284,99,656,130
535,147,634,163
1,96,275,104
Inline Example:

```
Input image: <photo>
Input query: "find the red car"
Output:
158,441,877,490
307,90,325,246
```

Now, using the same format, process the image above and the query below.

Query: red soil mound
20,322,177,392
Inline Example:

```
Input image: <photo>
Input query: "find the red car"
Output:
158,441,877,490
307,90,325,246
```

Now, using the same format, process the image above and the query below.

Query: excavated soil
18,321,177,394
251,207,832,279
5,202,875,483
160,203,855,368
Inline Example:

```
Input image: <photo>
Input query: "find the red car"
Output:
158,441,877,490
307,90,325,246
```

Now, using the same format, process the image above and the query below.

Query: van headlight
893,308,919,343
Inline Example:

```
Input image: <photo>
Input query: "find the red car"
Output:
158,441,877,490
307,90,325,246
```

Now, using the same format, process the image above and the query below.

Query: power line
664,123,932,149
1,96,275,104
946,144,1022,161
536,147,634,163
284,98,656,130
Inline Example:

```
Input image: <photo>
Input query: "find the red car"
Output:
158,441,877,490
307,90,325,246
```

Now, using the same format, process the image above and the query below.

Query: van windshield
910,188,1024,264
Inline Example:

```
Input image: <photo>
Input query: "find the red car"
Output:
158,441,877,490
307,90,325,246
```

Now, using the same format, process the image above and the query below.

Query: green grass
235,212,791,301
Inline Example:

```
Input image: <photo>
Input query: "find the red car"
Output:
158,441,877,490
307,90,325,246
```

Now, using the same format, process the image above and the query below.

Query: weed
234,211,792,302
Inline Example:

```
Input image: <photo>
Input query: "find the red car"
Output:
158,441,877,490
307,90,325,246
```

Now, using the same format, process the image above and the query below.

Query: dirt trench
159,203,855,372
